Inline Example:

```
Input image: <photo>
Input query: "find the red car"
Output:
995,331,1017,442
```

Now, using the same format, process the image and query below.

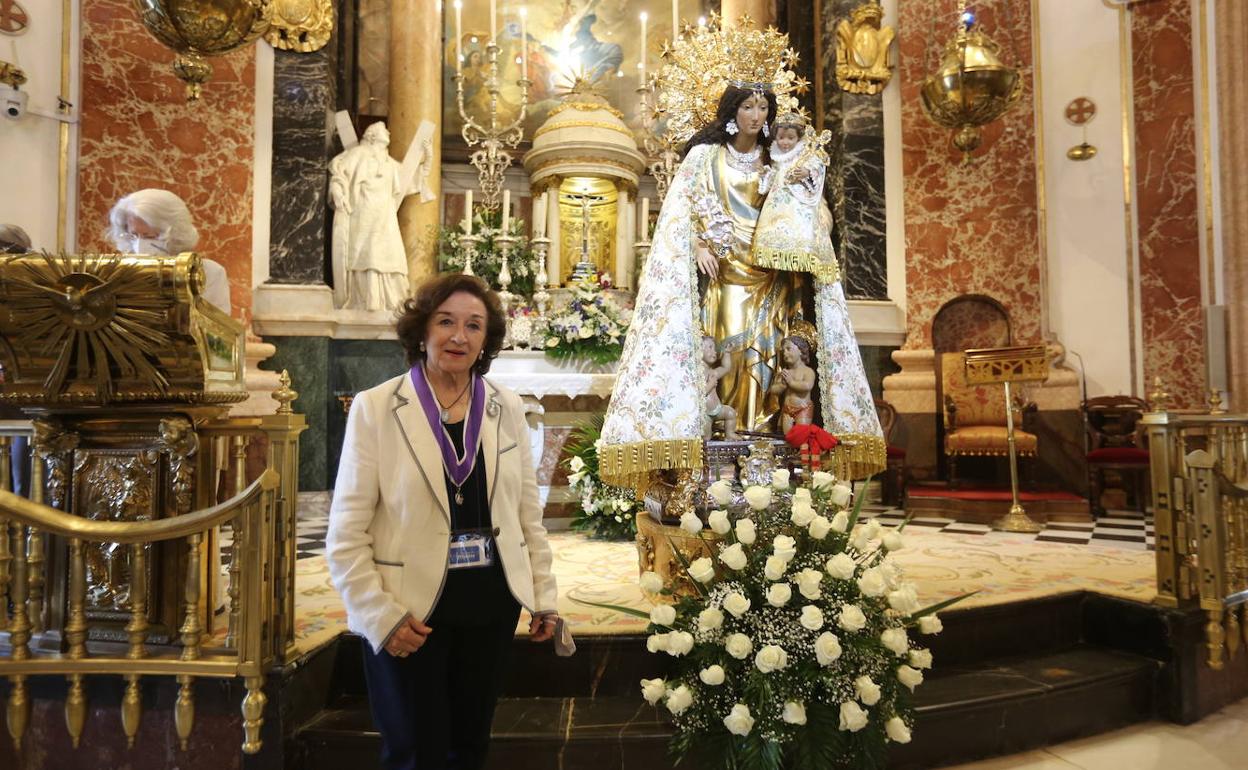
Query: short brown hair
395,273,506,375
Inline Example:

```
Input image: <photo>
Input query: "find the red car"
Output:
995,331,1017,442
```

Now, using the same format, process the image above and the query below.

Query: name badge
448,531,495,570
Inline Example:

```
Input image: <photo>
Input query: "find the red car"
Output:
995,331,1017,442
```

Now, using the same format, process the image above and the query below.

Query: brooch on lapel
487,396,501,417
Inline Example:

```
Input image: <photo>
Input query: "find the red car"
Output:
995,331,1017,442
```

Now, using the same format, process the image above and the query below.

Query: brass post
241,675,267,754
261,371,307,663
64,538,88,747
7,522,30,749
121,542,148,747
26,456,45,634
176,532,203,750
991,380,1042,532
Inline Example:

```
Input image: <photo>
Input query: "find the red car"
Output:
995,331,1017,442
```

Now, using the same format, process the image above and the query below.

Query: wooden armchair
874,400,907,507
1083,395,1150,515
940,352,1038,488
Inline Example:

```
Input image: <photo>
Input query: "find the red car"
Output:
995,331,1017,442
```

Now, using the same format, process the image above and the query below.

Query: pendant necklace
434,379,472,423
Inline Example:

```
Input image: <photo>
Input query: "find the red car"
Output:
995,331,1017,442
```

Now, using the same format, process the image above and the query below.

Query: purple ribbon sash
410,365,486,487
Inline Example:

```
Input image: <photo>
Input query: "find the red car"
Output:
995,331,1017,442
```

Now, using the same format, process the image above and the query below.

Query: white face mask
125,236,169,255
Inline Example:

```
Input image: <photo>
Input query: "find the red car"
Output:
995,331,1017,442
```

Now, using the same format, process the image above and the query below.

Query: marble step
293,645,1158,770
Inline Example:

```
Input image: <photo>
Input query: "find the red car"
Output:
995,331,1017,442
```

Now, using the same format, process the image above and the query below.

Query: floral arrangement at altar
436,210,539,300
631,472,965,770
542,274,631,365
562,414,641,540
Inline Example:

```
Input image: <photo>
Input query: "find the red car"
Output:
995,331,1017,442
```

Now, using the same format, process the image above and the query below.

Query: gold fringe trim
824,433,887,481
599,438,705,495
748,246,840,284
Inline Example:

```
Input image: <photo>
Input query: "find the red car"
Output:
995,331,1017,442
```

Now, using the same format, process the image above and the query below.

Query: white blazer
326,371,558,653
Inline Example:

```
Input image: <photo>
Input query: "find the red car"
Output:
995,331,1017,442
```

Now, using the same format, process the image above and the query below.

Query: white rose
719,542,748,571
735,518,757,545
708,479,734,506
857,567,888,597
879,559,904,590
849,526,872,552
910,648,934,669
808,515,832,539
699,664,726,685
830,510,850,533
881,627,909,656
754,644,788,673
887,585,921,616
723,704,755,736
799,605,824,631
839,701,869,732
666,630,695,656
697,607,724,633
882,530,905,551
649,604,677,627
886,716,912,744
766,582,793,607
918,614,944,634
708,508,732,535
743,485,772,511
838,604,868,632
829,483,853,507
665,684,693,715
815,632,843,665
764,555,789,581
782,701,807,725
772,535,797,562
723,592,752,618
679,511,704,535
812,470,835,490
826,553,857,580
793,487,812,503
640,677,666,705
855,675,882,706
578,325,595,339
688,557,715,584
646,633,670,653
639,571,665,593
569,455,585,471
796,568,824,600
724,633,753,659
897,664,924,691
771,468,791,489
863,520,882,541
790,501,816,527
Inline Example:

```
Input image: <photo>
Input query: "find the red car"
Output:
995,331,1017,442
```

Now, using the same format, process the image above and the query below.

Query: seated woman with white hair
107,188,232,314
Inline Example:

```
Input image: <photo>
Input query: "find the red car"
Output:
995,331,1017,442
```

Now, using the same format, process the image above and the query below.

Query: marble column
1216,0,1248,411
268,48,336,284
546,186,562,286
390,0,443,286
819,0,888,300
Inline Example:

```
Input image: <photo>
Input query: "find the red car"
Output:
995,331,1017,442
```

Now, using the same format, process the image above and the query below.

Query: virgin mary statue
598,16,884,492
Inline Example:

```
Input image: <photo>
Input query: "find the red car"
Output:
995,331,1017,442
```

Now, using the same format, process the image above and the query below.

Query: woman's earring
762,122,770,139
419,342,426,352
726,119,739,136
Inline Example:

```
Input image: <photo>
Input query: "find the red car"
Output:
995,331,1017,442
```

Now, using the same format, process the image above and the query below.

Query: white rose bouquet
625,476,969,769
562,414,640,540
543,274,632,365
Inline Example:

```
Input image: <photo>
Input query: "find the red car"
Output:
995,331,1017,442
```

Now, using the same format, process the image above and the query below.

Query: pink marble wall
898,0,1043,349
932,297,1012,353
77,0,256,322
1132,0,1206,408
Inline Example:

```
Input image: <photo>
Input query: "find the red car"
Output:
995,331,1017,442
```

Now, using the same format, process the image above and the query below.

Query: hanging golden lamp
919,1,1022,160
134,0,273,101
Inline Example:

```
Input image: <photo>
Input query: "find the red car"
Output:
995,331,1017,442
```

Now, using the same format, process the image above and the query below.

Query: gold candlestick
453,36,531,211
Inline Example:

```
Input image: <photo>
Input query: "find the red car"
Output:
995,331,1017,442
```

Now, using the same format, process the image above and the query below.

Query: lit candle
638,197,650,240
490,0,497,43
639,12,648,83
464,189,473,234
519,7,528,80
672,0,679,37
454,0,463,71
502,189,511,230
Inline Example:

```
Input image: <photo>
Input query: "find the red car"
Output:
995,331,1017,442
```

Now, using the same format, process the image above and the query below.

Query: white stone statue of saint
329,121,433,311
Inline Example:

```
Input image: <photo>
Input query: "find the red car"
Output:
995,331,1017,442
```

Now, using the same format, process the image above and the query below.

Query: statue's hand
695,242,718,280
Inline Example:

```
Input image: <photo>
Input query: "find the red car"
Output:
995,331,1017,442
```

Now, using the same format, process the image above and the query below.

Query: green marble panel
261,336,331,491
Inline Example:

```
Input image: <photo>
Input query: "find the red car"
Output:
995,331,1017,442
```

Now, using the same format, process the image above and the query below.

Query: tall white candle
1207,304,1229,392
639,12,648,83
519,7,528,80
501,189,511,230
533,193,546,237
672,0,679,37
638,197,650,240
490,0,497,43
464,189,473,234
454,0,463,71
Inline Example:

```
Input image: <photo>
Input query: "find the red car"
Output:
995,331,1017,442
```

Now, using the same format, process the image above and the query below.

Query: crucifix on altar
565,191,606,283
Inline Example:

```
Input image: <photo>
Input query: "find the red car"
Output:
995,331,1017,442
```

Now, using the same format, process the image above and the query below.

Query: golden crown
774,108,811,131
789,319,819,352
655,14,810,143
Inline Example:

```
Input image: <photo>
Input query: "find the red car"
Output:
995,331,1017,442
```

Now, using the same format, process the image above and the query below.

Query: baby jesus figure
768,335,817,435
701,336,739,441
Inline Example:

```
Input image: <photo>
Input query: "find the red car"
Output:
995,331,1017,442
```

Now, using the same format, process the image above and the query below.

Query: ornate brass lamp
134,0,272,101
919,1,1022,160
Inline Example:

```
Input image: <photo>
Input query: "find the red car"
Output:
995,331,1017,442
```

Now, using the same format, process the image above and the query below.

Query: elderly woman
327,273,560,770
107,189,232,313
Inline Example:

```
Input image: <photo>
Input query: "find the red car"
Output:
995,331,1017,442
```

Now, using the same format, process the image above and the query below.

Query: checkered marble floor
860,505,1156,551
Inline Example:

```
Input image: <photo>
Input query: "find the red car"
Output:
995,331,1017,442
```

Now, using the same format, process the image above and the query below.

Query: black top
431,420,520,626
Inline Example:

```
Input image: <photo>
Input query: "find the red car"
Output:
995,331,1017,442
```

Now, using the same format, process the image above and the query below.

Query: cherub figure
769,335,817,434
702,335,739,441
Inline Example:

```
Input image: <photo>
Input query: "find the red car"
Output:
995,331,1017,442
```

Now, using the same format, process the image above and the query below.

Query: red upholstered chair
1083,395,1150,515
874,400,907,506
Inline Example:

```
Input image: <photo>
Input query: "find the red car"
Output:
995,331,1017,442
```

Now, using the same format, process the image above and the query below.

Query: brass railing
1143,407,1248,668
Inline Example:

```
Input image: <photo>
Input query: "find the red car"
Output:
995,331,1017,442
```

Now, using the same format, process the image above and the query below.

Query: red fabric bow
785,425,838,451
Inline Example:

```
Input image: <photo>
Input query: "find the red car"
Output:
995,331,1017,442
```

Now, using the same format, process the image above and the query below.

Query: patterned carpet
286,495,1159,657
